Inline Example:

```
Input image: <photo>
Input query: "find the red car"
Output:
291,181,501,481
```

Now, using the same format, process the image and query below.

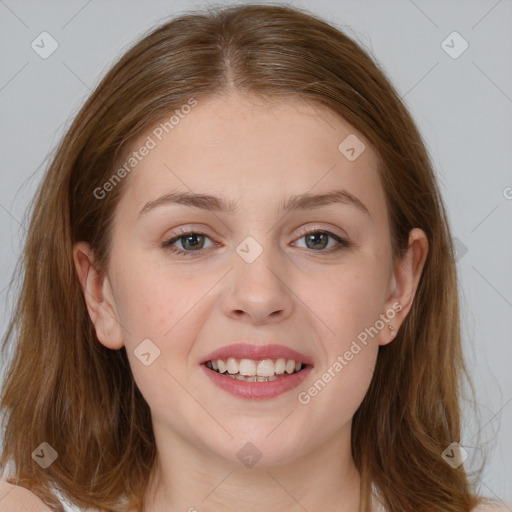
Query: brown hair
0,3,483,511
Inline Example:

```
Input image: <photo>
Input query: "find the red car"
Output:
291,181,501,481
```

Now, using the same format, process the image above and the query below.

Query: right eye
162,231,217,256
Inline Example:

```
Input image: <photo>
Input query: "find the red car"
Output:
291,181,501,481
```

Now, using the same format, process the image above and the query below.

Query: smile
200,346,313,399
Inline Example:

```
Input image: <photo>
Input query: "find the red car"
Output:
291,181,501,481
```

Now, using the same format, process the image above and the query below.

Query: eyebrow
138,189,370,218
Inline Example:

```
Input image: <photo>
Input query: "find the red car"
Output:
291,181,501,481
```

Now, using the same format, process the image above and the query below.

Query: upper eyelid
166,225,345,239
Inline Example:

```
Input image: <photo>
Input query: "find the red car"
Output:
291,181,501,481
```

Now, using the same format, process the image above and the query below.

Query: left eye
292,230,349,251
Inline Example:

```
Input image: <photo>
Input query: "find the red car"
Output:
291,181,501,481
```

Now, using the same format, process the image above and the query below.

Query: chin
207,430,305,469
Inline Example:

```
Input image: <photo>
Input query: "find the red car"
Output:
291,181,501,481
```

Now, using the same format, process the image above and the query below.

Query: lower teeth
221,373,281,382
230,373,280,382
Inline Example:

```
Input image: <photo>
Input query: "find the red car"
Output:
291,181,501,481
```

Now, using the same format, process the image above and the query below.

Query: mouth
199,343,313,400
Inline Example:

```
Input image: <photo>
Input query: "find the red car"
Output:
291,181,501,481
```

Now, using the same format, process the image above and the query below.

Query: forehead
114,92,385,220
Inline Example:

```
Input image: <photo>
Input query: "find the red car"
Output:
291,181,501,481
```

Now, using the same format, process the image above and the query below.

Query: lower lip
200,364,312,400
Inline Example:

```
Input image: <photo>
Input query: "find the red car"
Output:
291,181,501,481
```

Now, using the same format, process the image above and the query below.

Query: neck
143,420,361,512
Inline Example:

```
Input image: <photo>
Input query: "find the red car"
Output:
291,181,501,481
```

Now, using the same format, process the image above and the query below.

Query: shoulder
0,479,53,511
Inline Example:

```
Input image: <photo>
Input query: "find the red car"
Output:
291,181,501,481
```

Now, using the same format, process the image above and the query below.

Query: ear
73,241,124,349
379,228,429,346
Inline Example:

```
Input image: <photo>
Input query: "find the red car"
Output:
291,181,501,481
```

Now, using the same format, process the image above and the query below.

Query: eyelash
161,228,351,257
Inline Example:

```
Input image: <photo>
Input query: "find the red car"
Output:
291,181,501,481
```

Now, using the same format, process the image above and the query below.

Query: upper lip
201,343,313,366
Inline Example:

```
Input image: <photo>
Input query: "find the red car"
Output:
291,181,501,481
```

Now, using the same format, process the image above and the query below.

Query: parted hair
1,3,482,511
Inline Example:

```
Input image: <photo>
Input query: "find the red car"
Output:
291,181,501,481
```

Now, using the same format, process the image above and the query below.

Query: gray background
1,0,511,507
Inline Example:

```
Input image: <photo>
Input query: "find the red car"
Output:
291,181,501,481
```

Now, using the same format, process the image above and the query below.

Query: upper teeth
206,358,303,377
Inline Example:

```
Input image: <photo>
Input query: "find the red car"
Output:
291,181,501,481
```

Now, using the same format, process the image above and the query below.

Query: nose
220,244,295,326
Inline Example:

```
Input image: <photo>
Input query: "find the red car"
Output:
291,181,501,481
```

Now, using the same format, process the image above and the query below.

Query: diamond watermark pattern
338,134,366,161
237,441,263,468
441,442,469,468
441,31,468,59
236,236,263,264
31,442,58,469
452,237,468,262
134,338,161,366
31,32,59,59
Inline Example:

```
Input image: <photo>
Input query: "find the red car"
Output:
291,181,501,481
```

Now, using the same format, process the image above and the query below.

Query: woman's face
77,91,422,468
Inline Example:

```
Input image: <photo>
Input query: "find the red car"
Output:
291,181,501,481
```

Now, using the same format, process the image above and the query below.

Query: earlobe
379,228,428,346
72,242,124,350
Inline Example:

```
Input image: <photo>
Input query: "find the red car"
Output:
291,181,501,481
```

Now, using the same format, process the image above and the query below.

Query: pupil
183,234,204,250
306,232,327,250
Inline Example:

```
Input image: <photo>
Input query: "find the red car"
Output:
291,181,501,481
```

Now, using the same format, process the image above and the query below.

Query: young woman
0,4,507,512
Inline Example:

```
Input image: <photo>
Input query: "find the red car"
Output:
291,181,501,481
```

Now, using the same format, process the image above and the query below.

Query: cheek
320,348,378,426
292,337,378,459
301,263,390,346
299,257,390,423
115,280,173,339
110,258,210,378
111,255,198,342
